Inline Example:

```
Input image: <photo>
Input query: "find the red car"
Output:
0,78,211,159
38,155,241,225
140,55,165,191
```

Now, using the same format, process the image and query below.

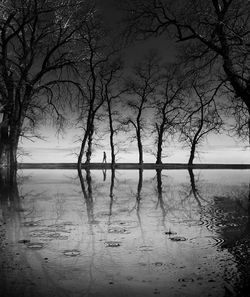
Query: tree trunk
85,132,93,164
188,142,196,166
110,128,115,165
0,119,19,171
137,128,143,164
156,128,163,164
248,109,250,145
107,100,116,165
77,131,89,170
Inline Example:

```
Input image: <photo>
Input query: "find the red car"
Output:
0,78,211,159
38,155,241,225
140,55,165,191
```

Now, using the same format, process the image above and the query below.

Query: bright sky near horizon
19,126,250,164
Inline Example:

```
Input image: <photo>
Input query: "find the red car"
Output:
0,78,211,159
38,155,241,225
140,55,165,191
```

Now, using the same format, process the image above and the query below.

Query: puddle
1,169,249,297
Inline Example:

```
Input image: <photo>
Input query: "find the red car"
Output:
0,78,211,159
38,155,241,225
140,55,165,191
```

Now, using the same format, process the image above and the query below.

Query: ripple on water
170,236,187,242
26,242,45,250
63,249,81,257
105,241,121,247
107,220,139,229
108,227,131,234
23,221,41,227
189,236,225,249
29,229,69,240
139,245,154,252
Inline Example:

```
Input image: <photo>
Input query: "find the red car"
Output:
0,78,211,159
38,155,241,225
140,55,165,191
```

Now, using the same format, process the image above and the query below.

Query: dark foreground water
0,169,250,297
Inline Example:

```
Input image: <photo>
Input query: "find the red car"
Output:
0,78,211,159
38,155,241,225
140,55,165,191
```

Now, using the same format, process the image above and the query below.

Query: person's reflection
156,169,167,226
78,168,94,225
102,168,107,181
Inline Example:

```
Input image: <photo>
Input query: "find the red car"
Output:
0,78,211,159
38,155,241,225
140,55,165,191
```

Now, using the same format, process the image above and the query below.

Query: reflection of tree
187,169,202,207
181,169,208,207
155,169,167,226
202,182,250,296
108,169,115,222
0,169,20,224
129,169,143,232
223,186,250,296
78,168,94,225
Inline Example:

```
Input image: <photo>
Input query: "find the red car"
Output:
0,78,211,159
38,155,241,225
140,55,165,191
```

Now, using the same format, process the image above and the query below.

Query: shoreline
17,163,250,170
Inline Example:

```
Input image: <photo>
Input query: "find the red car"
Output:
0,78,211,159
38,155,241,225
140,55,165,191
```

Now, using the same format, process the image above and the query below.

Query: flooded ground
0,169,250,297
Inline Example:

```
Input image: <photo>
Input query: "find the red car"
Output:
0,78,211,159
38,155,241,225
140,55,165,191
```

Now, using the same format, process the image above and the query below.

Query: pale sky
19,126,250,164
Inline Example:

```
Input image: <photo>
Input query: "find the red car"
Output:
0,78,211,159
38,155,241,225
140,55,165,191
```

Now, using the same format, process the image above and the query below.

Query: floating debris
18,239,30,244
105,241,121,247
26,242,44,250
63,249,81,257
170,236,187,242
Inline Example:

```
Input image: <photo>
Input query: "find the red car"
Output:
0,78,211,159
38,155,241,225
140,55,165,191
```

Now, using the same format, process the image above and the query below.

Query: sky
19,124,250,164
18,0,250,164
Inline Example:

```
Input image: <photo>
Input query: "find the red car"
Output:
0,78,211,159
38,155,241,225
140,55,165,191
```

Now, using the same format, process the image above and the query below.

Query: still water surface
0,169,250,297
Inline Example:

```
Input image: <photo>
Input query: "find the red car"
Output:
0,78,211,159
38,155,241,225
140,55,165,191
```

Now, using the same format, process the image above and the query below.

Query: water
0,169,250,297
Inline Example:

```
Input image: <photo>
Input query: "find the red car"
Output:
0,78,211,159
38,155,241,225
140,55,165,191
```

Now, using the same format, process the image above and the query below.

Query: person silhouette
102,151,107,163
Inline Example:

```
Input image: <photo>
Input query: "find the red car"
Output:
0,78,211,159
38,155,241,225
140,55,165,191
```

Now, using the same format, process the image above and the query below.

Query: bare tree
99,58,125,165
76,13,121,167
180,85,223,165
152,67,184,164
0,0,85,174
123,51,161,164
122,0,250,141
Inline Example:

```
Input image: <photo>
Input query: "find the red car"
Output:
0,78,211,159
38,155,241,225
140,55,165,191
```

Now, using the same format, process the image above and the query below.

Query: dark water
0,169,250,297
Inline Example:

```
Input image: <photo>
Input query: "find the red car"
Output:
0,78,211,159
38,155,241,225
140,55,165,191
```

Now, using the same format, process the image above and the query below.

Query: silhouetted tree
123,0,250,142
99,58,125,165
0,0,85,172
152,67,184,164
77,13,121,167
180,85,223,165
123,51,161,164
